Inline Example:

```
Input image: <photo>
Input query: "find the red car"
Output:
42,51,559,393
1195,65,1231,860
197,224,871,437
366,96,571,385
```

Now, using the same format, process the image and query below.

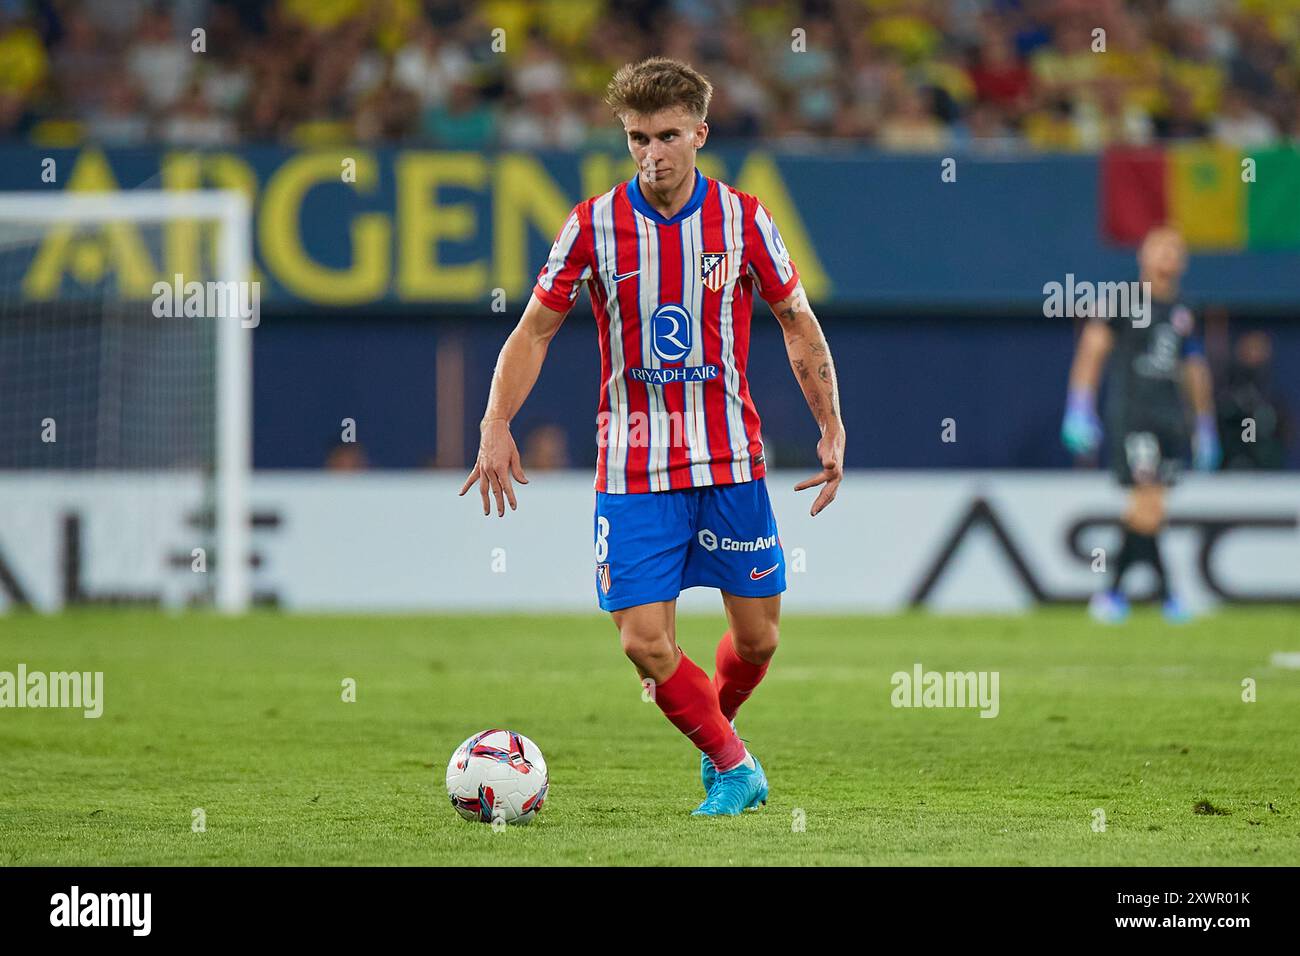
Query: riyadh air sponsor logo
630,303,717,386
697,529,777,553
651,303,693,361
628,364,719,385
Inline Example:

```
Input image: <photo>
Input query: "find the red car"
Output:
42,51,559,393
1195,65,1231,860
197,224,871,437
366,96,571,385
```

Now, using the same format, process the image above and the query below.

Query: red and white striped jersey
532,170,800,494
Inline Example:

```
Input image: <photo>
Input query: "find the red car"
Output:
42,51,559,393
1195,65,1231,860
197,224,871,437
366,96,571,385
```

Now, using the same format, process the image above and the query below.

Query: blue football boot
1088,589,1129,624
1162,594,1194,623
692,755,768,817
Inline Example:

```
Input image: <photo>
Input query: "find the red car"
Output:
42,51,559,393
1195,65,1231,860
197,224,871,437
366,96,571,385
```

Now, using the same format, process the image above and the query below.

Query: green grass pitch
1,608,1296,866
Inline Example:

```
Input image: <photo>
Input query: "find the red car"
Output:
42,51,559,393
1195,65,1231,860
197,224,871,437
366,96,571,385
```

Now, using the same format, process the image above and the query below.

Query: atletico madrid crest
596,563,612,594
699,251,735,292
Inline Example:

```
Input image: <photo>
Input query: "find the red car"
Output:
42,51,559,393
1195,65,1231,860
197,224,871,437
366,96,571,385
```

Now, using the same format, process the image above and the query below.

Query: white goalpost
0,190,253,613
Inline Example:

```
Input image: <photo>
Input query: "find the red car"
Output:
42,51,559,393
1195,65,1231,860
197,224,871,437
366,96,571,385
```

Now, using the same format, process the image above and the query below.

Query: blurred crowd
1,0,1299,151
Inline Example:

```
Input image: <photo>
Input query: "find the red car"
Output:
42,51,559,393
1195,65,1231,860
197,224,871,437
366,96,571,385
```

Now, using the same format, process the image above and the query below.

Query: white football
445,729,549,825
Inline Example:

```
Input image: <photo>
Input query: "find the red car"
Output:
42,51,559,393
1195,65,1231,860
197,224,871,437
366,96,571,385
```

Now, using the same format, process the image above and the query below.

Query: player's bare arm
1183,353,1214,417
1061,319,1114,456
1068,319,1114,391
458,294,568,516
771,281,845,516
1183,351,1222,472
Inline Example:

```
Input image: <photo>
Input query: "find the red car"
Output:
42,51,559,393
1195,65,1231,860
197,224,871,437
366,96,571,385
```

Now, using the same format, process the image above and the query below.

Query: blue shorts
593,478,786,612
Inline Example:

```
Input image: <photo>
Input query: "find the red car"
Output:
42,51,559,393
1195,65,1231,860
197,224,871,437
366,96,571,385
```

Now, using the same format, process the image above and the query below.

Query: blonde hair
604,57,713,122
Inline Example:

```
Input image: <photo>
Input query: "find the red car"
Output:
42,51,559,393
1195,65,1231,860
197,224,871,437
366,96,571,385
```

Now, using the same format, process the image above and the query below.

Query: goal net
0,190,253,613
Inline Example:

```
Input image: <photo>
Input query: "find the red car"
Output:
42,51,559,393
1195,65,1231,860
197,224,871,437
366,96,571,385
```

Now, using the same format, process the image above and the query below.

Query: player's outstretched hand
794,423,845,516
459,419,529,516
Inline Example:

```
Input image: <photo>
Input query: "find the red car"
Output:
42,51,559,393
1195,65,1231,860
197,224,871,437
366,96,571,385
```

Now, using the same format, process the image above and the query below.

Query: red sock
713,632,770,722
653,651,747,772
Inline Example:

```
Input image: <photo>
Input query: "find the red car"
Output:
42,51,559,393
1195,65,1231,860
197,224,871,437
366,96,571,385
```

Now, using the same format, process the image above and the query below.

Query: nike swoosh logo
612,270,640,283
750,565,779,581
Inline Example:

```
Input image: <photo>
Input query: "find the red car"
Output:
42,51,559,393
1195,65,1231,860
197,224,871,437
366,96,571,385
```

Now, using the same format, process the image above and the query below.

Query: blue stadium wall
2,146,1296,468
252,310,1300,470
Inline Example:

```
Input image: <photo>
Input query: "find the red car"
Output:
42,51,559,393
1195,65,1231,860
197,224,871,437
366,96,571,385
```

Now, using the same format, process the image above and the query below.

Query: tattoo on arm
776,285,809,326
779,285,843,426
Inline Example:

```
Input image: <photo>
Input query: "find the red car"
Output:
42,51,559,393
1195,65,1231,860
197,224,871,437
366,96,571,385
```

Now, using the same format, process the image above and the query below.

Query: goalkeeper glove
1061,388,1102,456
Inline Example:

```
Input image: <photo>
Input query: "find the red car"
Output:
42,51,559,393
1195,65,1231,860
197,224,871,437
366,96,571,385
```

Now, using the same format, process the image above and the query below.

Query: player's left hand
794,422,845,516
459,419,529,516
1194,415,1221,471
